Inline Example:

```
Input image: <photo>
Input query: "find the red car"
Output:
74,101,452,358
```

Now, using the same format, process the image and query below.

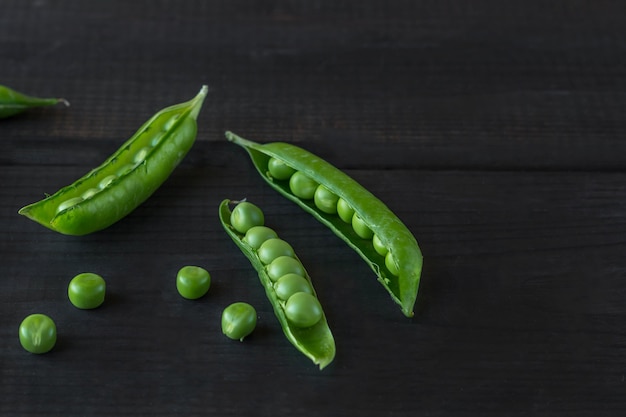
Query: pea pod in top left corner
18,85,209,236
0,84,69,119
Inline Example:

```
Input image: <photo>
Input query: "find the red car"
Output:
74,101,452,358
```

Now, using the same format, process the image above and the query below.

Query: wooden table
1,1,625,415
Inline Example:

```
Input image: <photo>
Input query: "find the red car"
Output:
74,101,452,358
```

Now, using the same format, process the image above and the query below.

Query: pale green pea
372,234,388,257
57,197,83,213
134,147,151,164
274,273,313,301
337,198,354,223
313,185,339,214
266,256,306,282
99,175,117,189
221,302,257,341
284,292,323,328
289,171,318,199
385,251,399,276
82,188,99,199
268,157,296,180
243,226,278,250
230,201,265,234
257,238,295,265
352,212,374,239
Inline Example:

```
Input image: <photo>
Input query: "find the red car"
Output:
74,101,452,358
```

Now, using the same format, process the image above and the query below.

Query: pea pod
225,131,422,318
219,199,335,370
0,84,68,119
18,86,208,235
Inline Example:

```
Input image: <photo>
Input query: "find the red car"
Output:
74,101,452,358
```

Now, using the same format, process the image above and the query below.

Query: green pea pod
18,86,208,235
0,84,68,119
218,199,336,370
226,131,422,318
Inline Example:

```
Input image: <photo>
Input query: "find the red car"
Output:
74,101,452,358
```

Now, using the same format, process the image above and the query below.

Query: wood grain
1,1,626,416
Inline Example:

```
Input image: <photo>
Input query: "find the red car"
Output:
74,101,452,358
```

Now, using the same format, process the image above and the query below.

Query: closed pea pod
226,131,423,318
0,85,68,119
219,199,335,369
18,86,208,235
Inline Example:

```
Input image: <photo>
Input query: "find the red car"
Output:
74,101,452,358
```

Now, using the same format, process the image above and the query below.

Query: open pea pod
219,199,336,370
18,86,208,235
0,84,68,119
226,131,423,318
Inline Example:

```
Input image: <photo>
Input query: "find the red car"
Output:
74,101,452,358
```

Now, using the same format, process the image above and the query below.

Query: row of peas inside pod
267,158,399,276
231,202,324,328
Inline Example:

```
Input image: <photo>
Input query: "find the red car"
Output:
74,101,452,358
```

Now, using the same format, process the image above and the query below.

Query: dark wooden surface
2,1,626,416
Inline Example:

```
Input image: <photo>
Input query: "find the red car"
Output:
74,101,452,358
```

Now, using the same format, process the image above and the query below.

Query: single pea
230,201,265,234
68,272,106,309
313,185,339,214
257,238,295,264
243,226,278,250
289,171,319,200
266,256,306,282
57,197,83,213
221,302,257,341
284,292,323,328
176,266,211,300
337,198,355,223
81,188,100,200
385,251,399,276
274,273,313,301
98,174,117,189
268,157,296,180
352,212,374,239
372,234,389,257
117,164,134,176
133,146,151,164
18,314,57,354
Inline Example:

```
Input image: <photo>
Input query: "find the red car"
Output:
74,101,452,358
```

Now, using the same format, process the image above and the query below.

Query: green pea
98,174,117,189
243,226,278,250
57,197,83,213
372,234,388,257
257,238,295,264
352,212,374,239
117,163,134,176
266,256,306,282
68,272,106,309
284,292,323,328
133,146,151,164
176,266,211,300
274,273,313,301
18,314,57,354
385,251,399,276
268,157,296,180
81,188,99,199
337,198,355,223
313,185,339,214
230,201,265,234
289,171,319,199
221,302,257,341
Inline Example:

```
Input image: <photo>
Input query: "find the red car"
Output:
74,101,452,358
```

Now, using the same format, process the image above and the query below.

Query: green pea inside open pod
284,292,323,328
68,273,106,309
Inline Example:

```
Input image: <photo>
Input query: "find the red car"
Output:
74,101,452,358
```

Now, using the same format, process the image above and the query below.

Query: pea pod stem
18,85,208,235
226,131,422,318
0,84,69,119
219,199,336,370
